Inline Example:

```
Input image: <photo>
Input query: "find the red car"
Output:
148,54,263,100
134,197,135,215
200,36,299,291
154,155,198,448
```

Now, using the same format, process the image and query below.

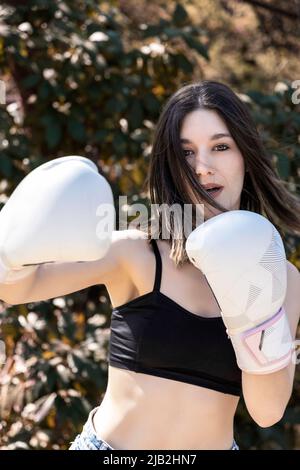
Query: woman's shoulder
111,228,150,242
111,228,150,251
110,229,153,265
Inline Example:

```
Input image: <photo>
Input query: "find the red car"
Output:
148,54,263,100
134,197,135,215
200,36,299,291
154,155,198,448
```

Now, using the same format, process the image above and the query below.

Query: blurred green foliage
0,0,299,450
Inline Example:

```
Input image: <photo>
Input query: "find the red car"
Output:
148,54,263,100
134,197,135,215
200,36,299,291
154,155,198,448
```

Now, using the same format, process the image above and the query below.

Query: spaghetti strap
150,239,162,291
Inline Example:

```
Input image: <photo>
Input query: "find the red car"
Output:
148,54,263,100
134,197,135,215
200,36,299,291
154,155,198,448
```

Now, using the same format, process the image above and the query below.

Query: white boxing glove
186,210,293,375
0,155,115,284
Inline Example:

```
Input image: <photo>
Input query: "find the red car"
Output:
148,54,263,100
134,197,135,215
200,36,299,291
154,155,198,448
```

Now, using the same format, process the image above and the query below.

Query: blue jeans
69,407,239,450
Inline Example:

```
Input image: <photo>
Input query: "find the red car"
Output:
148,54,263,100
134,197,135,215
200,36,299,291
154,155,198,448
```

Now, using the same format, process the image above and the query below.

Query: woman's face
180,108,246,219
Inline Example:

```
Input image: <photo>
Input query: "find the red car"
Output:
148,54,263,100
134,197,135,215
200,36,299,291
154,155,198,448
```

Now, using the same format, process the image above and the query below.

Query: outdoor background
0,0,300,450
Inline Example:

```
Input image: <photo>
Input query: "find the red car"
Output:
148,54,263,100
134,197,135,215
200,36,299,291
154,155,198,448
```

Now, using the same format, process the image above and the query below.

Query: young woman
1,81,300,450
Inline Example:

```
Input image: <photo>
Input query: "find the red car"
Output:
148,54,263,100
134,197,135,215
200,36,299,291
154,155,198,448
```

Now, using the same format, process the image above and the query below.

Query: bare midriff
92,365,239,450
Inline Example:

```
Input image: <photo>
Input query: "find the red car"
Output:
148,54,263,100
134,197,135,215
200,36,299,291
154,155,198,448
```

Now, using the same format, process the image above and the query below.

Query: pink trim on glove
241,307,292,367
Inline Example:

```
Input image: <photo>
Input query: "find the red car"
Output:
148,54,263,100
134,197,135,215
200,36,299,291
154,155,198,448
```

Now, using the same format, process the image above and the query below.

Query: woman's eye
183,149,194,157
214,144,229,151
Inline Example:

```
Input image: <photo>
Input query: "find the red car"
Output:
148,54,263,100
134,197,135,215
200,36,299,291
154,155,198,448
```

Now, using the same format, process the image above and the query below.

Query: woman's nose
194,153,215,176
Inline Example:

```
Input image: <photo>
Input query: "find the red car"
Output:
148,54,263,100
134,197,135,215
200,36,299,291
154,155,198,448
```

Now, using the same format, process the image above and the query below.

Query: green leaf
245,90,265,104
127,99,144,129
142,93,160,113
104,97,127,114
67,118,86,142
21,74,41,89
172,3,189,27
112,131,127,155
183,34,209,60
119,51,137,68
92,129,110,143
10,135,29,159
175,53,194,73
274,152,291,179
38,81,51,100
0,152,13,177
45,121,62,149
164,27,180,39
103,29,124,56
141,21,167,38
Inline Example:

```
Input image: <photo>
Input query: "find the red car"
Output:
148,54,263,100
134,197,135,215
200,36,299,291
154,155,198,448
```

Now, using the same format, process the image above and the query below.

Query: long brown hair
143,80,300,266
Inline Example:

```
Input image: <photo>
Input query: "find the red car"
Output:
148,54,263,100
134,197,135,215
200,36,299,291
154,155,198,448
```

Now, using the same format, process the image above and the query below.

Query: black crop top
108,239,242,396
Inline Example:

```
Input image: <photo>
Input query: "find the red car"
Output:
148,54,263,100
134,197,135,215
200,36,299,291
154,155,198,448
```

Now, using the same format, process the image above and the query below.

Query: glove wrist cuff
229,307,293,374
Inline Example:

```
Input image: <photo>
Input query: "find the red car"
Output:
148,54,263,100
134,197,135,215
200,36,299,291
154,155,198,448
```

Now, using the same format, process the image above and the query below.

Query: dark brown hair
143,80,300,266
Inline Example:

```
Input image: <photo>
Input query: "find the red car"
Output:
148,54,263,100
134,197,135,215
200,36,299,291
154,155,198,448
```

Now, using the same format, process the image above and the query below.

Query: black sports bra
108,239,242,396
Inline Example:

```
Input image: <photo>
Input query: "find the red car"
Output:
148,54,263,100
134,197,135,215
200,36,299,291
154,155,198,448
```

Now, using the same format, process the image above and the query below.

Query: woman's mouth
206,186,223,199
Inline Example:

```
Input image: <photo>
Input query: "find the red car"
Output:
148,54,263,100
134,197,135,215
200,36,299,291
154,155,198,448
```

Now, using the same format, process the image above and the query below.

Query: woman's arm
0,230,129,305
242,261,300,427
